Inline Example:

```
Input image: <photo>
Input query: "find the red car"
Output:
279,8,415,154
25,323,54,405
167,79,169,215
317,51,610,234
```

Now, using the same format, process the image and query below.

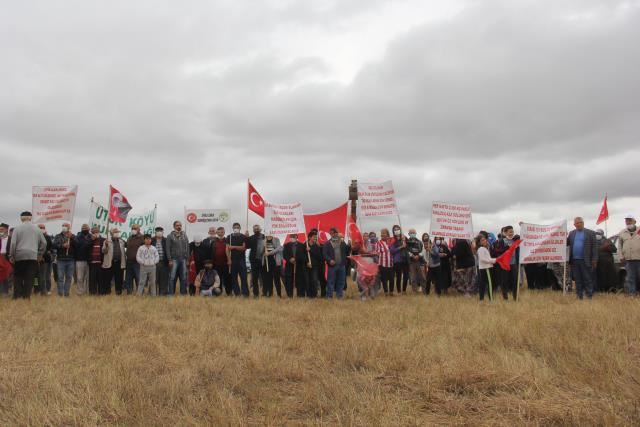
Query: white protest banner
184,208,231,238
88,201,156,240
32,185,78,224
264,202,306,236
519,221,568,264
358,181,399,218
430,201,474,240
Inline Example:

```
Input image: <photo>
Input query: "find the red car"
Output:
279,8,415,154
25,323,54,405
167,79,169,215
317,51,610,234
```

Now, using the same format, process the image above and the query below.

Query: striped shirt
376,240,393,268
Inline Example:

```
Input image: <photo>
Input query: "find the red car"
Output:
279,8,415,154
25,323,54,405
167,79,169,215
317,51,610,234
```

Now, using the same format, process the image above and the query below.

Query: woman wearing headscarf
595,229,618,292
452,238,476,296
389,224,409,294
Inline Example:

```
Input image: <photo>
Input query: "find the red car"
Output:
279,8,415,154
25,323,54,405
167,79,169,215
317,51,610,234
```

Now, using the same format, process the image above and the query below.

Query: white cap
624,213,635,220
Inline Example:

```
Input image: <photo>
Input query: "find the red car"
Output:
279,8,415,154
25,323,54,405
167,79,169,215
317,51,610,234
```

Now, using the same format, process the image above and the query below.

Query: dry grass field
1,287,640,426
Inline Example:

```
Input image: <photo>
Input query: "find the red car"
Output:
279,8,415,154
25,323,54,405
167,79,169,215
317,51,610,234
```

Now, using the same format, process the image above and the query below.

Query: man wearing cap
36,224,53,295
101,227,126,295
567,217,598,300
124,224,145,295
283,233,308,297
194,259,221,297
53,222,77,297
8,211,46,299
87,226,105,295
74,224,92,296
619,214,640,296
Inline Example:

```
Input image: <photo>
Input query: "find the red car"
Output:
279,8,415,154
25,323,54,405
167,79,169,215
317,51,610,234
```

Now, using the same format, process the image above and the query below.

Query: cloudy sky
2,0,639,236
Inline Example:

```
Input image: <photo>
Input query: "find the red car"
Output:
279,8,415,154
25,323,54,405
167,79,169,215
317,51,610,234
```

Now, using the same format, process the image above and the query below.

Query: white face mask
155,232,163,238
627,224,636,231
113,233,121,239
394,230,401,237
596,235,603,241
409,233,417,239
61,226,69,233
435,240,441,246
233,228,241,234
131,229,138,235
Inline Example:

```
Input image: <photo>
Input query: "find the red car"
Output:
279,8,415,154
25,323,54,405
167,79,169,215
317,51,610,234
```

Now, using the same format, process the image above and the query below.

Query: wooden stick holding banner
515,262,521,301
562,257,567,296
487,269,493,302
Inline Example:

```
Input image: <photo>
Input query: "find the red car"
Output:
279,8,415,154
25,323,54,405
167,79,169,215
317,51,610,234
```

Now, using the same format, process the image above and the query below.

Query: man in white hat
619,213,640,296
8,211,47,299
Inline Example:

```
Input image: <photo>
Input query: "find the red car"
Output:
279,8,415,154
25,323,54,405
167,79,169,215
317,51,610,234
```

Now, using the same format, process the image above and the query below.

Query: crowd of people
1,211,639,302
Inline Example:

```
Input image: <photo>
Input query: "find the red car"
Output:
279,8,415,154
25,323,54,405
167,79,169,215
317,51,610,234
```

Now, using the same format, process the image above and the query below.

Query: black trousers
478,268,494,300
250,260,262,297
393,263,409,293
262,257,283,297
214,265,231,296
13,260,37,299
425,265,443,295
89,263,102,295
101,264,124,295
284,264,307,298
496,265,517,300
379,266,393,293
305,265,320,298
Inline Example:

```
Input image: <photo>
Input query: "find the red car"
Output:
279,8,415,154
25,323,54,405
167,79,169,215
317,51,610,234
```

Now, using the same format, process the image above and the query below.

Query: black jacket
75,231,93,261
246,234,266,262
152,237,169,265
283,242,308,269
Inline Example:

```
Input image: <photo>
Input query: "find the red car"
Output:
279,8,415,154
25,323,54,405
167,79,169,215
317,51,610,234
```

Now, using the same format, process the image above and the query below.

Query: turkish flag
248,181,265,217
0,256,13,283
596,195,609,225
496,239,522,271
347,215,363,247
108,185,132,223
303,202,348,243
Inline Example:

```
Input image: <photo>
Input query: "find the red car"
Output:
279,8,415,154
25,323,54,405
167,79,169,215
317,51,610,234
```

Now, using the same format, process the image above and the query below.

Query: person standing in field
124,224,144,295
567,217,598,300
74,224,92,296
101,228,126,295
434,236,452,292
389,225,409,295
8,211,46,299
491,226,520,300
152,227,169,295
36,224,53,296
263,234,283,297
246,224,266,298
87,226,104,295
226,223,247,297
452,238,476,297
136,234,159,296
618,213,640,296
167,220,190,296
323,228,349,299
283,233,308,298
210,227,231,296
306,230,322,298
594,229,617,292
406,228,426,293
53,222,76,297
0,222,10,295
376,229,393,295
476,234,497,301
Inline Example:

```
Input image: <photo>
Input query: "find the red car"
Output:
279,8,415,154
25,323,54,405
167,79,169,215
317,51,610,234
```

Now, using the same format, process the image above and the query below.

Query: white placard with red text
430,201,474,240
358,181,399,218
519,221,567,264
264,202,306,236
32,185,78,224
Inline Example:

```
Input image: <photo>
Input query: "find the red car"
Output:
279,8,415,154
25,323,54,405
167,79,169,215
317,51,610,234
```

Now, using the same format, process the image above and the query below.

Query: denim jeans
326,265,346,299
168,259,188,295
124,261,140,294
626,260,640,295
57,259,75,296
38,262,52,294
571,259,594,299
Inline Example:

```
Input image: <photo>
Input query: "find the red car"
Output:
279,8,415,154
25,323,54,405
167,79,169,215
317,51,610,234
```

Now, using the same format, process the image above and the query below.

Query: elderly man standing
619,213,640,296
53,222,77,297
167,220,190,295
567,217,598,300
74,223,92,296
101,228,126,295
9,211,46,299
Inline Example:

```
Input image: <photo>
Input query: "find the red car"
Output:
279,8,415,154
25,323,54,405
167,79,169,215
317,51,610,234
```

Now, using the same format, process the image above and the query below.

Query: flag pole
487,269,493,302
246,178,250,233
562,257,567,296
515,262,521,301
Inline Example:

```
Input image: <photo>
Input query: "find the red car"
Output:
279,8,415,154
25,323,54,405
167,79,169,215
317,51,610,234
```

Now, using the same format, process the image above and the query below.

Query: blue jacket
322,240,349,267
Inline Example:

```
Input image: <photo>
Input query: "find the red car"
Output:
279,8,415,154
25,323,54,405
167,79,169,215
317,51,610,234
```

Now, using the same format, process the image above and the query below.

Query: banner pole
562,259,567,296
246,178,250,233
487,269,493,302
515,262,521,301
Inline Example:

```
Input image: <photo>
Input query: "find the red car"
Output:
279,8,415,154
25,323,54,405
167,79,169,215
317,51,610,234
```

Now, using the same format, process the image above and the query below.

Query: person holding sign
567,217,598,300
476,234,497,301
283,233,308,298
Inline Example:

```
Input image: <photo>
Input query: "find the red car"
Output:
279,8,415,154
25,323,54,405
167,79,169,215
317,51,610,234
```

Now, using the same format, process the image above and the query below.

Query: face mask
41,229,47,234
435,240,441,245
291,237,298,243
131,230,138,236
409,233,417,239
233,228,241,234
156,232,163,238
113,233,121,239
209,233,216,238
628,224,636,231
82,229,89,234
596,235,603,241
195,242,201,247
394,230,401,237
61,227,69,233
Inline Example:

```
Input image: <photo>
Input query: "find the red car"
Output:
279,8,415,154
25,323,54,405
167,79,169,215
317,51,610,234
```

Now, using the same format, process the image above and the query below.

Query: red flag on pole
496,239,522,271
346,215,363,247
247,181,265,218
596,195,609,225
108,185,132,223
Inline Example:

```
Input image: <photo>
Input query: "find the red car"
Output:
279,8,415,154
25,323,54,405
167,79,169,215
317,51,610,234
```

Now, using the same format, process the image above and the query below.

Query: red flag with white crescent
108,185,132,223
248,181,265,217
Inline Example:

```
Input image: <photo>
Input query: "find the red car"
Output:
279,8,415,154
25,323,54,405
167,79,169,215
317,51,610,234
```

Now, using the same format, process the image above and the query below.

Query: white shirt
477,246,496,269
0,236,7,254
